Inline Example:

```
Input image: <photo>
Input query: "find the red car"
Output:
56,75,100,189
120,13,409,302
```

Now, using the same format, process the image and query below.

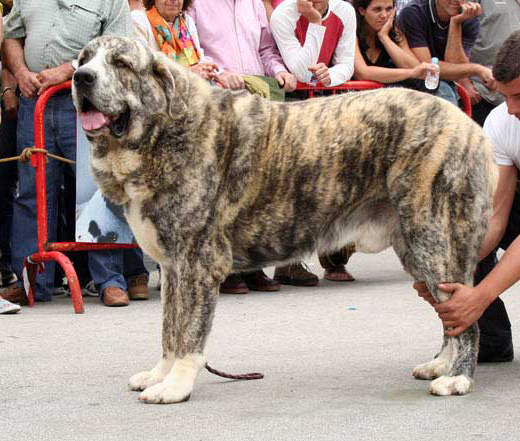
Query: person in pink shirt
263,0,285,20
188,0,296,91
188,0,297,294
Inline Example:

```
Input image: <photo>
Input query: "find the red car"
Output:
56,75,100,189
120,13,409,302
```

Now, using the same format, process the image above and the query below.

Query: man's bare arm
444,20,468,64
479,165,518,260
3,38,41,98
1,55,20,121
36,62,74,94
410,46,493,83
444,2,482,64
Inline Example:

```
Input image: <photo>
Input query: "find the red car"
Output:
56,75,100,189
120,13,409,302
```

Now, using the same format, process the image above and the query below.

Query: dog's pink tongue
80,111,109,131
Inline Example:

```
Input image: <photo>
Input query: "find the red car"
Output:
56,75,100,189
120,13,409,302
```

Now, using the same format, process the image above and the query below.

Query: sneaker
323,266,355,282
82,280,99,297
0,297,21,314
102,287,130,307
274,262,319,286
127,274,149,300
66,280,99,297
53,286,70,296
242,270,280,292
220,274,249,294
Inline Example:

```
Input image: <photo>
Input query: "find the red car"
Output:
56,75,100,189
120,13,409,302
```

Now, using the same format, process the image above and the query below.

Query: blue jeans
11,93,147,301
88,248,148,298
435,81,459,107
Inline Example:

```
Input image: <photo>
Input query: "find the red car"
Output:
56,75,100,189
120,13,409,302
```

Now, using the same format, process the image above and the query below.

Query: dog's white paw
429,375,472,396
412,359,449,380
137,353,204,404
129,358,174,391
139,380,192,404
129,370,164,391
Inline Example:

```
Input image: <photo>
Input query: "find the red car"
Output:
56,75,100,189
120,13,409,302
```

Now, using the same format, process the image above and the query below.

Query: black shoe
273,263,319,286
242,270,280,292
220,274,249,294
1,271,17,287
478,341,514,363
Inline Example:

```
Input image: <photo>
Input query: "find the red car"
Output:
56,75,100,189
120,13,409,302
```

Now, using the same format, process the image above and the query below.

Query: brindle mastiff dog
72,36,497,404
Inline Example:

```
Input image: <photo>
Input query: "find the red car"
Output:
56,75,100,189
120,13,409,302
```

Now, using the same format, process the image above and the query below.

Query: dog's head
72,36,186,144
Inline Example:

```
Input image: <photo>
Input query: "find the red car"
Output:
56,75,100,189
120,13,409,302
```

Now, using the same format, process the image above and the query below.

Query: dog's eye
78,53,91,67
114,59,129,69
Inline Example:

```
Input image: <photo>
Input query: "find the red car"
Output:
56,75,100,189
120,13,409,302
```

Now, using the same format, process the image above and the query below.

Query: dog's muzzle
74,68,130,138
74,68,97,90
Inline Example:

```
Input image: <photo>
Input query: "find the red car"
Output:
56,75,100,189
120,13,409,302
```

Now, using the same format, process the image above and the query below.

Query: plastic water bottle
425,57,440,90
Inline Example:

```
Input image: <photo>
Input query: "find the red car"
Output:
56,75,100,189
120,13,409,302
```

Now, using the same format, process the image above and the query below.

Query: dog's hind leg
391,200,486,395
130,243,230,404
392,231,454,381
394,230,479,395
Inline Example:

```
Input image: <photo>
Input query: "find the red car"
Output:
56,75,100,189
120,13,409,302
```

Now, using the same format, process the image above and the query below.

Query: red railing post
26,82,138,314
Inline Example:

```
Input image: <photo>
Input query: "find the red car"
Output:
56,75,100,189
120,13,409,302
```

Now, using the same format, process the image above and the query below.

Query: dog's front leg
130,259,222,404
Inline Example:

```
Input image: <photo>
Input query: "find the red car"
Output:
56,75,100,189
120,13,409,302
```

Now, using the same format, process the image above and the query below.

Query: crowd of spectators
0,0,519,369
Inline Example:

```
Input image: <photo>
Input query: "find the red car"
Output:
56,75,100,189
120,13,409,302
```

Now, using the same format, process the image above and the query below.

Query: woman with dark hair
132,0,217,81
351,0,433,84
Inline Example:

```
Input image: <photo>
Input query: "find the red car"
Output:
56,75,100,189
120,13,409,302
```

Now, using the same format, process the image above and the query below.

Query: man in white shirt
270,0,356,87
415,30,520,363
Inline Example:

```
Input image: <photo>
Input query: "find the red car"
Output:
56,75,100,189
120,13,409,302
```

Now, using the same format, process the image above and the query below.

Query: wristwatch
0,86,14,102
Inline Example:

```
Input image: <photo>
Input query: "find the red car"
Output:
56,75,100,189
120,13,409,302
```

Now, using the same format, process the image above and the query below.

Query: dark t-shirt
358,38,429,92
397,0,480,60
359,40,395,68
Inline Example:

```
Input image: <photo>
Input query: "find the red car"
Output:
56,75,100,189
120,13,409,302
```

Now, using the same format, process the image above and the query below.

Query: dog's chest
91,146,143,182
125,200,167,264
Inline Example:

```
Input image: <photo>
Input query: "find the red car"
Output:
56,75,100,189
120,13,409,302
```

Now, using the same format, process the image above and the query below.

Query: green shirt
3,0,131,73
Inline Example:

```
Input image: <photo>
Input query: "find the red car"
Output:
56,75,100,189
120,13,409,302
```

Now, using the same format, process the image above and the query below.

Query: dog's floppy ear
152,51,187,118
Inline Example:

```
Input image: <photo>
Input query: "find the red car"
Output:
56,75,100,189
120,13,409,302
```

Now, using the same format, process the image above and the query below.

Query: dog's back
225,88,497,274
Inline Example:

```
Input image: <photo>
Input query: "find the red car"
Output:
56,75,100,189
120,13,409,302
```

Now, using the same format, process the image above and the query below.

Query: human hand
377,9,395,39
297,0,322,24
36,64,74,94
190,62,218,81
3,89,19,120
477,66,496,91
463,80,482,105
434,283,489,336
275,71,297,92
17,69,42,99
411,62,437,80
308,63,331,86
413,281,437,307
217,71,245,90
451,1,482,24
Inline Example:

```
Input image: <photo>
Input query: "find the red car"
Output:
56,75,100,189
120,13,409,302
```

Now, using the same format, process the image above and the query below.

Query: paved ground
1,249,520,441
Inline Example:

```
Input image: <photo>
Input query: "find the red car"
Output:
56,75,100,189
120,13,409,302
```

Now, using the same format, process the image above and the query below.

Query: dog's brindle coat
72,37,497,403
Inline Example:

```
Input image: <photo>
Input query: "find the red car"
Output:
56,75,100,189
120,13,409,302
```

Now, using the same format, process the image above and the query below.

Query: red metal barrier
455,83,472,118
296,80,472,117
296,80,384,97
27,82,137,313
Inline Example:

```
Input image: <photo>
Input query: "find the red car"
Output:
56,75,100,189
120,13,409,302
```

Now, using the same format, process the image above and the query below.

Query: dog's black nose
74,68,97,87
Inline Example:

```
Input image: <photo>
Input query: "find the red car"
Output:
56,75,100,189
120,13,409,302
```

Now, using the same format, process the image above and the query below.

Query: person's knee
435,81,458,107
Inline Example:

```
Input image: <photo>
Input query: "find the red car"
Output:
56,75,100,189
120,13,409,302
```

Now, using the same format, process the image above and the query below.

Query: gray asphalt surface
1,249,519,441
